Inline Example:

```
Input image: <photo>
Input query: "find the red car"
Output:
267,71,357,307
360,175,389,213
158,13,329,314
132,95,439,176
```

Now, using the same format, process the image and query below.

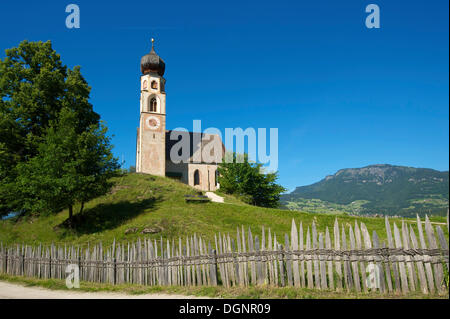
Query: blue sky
0,0,448,192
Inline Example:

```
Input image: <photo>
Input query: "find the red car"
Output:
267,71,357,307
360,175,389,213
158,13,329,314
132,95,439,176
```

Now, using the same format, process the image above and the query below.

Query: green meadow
0,173,447,247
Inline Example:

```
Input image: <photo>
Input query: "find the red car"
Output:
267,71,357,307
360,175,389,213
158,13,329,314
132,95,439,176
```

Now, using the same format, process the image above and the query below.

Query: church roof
165,130,225,164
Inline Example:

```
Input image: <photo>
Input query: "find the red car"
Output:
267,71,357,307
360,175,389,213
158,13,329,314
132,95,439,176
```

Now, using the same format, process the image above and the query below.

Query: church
135,40,224,192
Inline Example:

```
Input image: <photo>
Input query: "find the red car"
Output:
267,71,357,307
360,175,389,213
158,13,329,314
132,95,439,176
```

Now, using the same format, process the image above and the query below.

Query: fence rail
0,215,448,294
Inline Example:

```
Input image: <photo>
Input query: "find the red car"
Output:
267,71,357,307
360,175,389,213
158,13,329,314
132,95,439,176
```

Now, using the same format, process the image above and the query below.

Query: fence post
78,255,81,281
5,249,8,274
213,249,219,284
22,252,25,276
113,257,117,285
49,248,52,279
278,244,285,287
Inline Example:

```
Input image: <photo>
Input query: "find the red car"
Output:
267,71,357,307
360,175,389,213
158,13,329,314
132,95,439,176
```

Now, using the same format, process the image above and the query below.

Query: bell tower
136,39,166,176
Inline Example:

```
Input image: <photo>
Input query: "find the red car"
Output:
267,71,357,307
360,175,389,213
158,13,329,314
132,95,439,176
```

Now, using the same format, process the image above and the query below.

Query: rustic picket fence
0,215,448,294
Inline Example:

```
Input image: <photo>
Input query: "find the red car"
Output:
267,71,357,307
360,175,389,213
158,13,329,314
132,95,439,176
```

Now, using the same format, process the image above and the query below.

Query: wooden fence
0,215,448,294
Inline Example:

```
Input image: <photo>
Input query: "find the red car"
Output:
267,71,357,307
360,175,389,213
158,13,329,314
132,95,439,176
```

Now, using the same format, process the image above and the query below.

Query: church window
149,97,157,112
194,169,200,186
151,80,158,89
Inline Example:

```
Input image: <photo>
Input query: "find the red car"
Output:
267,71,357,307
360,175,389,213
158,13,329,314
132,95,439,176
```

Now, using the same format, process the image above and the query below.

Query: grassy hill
0,173,447,247
282,164,449,217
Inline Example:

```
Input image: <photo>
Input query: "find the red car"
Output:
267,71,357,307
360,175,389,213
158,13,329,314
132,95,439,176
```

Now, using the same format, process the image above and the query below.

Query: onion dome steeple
140,38,165,76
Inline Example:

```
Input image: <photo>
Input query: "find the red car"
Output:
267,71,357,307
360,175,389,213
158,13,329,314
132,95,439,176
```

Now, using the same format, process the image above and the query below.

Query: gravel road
0,281,209,299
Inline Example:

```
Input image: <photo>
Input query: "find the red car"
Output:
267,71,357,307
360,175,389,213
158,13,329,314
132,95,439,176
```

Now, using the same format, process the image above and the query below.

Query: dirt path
0,281,210,299
205,192,224,203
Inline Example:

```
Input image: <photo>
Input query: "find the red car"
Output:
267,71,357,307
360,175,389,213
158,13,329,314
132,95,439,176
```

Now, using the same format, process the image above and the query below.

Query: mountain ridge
282,164,449,217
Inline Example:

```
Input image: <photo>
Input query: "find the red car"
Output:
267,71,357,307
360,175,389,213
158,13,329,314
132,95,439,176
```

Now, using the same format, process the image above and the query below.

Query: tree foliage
217,152,286,208
0,40,119,224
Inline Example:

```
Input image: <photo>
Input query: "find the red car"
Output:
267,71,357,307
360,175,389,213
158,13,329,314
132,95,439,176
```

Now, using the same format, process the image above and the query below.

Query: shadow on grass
58,196,162,235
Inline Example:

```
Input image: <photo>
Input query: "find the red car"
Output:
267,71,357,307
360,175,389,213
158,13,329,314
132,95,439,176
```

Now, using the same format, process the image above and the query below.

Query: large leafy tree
217,152,286,208
0,40,119,223
15,108,119,225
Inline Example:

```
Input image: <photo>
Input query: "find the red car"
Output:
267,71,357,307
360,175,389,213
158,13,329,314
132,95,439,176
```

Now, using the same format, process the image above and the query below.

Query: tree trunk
79,202,84,215
68,205,73,228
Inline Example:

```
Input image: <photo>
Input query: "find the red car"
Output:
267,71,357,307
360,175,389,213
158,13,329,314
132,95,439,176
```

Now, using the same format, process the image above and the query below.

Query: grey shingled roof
165,130,225,164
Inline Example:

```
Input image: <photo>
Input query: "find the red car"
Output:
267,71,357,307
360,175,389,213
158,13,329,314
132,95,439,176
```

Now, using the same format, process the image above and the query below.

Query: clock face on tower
146,115,161,130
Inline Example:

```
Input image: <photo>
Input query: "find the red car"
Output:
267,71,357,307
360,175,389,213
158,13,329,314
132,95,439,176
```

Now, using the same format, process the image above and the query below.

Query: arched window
149,97,157,112
194,169,200,186
151,80,158,89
